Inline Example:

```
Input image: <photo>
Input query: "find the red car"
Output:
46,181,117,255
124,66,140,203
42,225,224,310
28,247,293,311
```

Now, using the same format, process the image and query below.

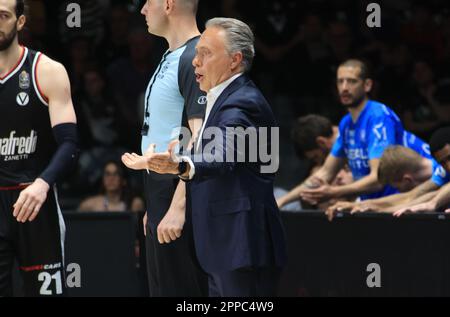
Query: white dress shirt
182,73,243,180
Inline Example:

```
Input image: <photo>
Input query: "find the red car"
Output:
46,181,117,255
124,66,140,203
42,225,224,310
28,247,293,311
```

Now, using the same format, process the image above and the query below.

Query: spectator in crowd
101,3,132,65
107,27,158,151
294,13,332,102
78,161,144,212
57,0,106,46
441,16,450,67
402,60,441,140
249,0,303,96
74,66,129,190
327,20,354,64
400,2,444,61
76,65,123,148
378,43,413,114
20,0,50,53
64,36,94,95
432,79,450,125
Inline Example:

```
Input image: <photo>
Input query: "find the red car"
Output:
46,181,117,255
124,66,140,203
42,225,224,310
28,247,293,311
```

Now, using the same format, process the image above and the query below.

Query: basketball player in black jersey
0,0,78,296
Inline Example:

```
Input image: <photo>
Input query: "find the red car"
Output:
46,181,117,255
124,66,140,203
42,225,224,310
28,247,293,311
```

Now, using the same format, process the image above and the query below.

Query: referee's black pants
143,172,208,297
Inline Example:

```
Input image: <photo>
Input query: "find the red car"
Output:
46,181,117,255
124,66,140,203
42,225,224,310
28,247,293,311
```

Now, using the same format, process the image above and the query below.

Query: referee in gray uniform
122,0,207,296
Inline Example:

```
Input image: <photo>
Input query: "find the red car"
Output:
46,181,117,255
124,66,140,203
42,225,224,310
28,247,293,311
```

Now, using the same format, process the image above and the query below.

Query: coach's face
434,144,450,173
336,66,372,109
0,0,25,51
193,27,242,93
141,0,168,37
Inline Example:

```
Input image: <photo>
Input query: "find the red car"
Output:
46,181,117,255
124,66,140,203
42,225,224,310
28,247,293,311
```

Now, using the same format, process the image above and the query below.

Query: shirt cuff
179,156,195,181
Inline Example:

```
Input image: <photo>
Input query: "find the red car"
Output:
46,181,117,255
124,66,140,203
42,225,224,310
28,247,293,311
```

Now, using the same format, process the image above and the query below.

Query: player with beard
0,0,78,296
279,59,408,208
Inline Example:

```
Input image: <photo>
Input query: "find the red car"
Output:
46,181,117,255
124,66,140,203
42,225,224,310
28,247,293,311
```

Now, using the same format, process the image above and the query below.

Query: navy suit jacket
186,74,287,273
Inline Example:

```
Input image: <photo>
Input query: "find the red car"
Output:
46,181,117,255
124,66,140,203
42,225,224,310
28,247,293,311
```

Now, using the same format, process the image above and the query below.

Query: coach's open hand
13,178,50,223
122,144,157,171
147,140,184,175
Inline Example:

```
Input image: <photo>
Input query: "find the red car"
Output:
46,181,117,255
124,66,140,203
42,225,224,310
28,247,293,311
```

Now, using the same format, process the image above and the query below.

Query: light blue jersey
331,100,405,200
141,37,205,155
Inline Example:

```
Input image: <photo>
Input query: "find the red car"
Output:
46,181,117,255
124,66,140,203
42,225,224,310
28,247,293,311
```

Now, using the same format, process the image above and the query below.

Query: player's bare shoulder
34,54,71,99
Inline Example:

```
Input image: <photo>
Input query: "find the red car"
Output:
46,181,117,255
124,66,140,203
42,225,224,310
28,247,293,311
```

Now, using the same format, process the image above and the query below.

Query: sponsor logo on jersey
0,130,38,161
360,130,366,143
20,262,62,272
422,144,431,156
16,92,30,106
19,70,30,89
349,130,356,145
435,166,447,179
157,62,170,79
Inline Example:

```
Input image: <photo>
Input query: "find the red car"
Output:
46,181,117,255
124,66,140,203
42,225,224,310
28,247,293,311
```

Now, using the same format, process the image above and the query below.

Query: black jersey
0,47,56,186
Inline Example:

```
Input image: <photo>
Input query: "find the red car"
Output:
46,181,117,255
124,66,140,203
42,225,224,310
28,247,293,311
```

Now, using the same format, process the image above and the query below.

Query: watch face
178,161,187,175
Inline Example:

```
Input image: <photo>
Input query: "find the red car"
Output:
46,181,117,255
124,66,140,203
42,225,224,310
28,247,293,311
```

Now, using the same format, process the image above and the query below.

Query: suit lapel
203,74,250,130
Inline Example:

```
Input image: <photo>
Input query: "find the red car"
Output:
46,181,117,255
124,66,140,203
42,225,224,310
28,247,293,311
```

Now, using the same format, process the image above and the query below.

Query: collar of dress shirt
196,72,244,153
206,72,244,108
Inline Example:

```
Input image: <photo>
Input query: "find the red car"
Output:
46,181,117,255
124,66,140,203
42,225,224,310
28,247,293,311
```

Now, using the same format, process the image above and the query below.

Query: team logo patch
198,96,207,105
16,92,30,106
19,70,30,89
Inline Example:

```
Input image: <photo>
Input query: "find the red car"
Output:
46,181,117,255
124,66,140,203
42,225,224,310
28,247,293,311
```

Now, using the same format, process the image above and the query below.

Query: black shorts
143,172,208,297
0,185,66,297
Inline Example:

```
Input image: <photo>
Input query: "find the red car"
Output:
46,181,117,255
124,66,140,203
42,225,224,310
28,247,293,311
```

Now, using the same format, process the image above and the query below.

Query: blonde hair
378,146,424,185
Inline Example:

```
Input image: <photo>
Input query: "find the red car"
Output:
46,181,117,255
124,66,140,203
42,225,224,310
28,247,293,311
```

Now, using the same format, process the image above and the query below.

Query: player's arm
334,179,440,215
277,154,345,208
156,118,203,244
392,190,440,216
369,179,439,210
392,180,449,216
433,182,450,210
14,55,78,223
301,158,384,205
157,180,187,244
332,159,383,198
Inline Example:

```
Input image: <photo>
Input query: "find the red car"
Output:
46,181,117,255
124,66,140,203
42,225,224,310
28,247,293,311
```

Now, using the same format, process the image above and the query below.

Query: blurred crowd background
18,0,450,210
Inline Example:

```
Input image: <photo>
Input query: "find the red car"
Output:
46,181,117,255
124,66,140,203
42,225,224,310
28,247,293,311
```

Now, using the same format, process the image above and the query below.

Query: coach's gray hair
205,18,255,73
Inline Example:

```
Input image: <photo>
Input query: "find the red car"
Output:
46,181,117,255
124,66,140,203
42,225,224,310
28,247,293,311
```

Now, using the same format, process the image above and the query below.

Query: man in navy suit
123,17,287,297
